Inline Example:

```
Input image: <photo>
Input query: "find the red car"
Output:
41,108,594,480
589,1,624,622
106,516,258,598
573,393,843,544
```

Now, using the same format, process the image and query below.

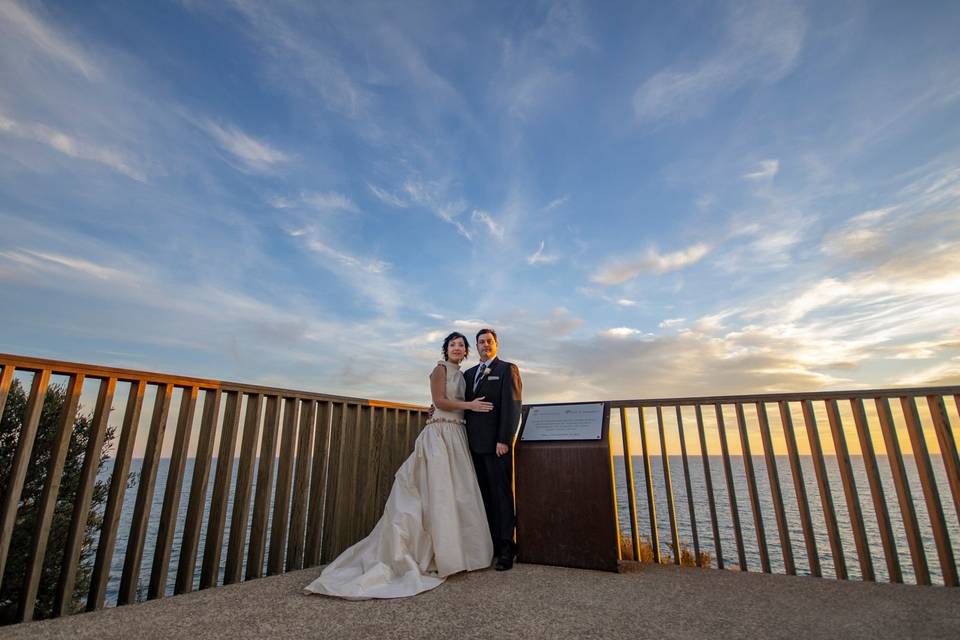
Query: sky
2,0,960,411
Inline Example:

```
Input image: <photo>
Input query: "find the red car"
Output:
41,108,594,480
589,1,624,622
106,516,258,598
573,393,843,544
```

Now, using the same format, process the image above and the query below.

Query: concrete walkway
5,563,959,639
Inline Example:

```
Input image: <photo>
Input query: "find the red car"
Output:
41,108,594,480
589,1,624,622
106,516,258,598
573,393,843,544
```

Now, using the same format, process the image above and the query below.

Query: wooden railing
2,353,957,625
0,354,427,623
609,388,960,586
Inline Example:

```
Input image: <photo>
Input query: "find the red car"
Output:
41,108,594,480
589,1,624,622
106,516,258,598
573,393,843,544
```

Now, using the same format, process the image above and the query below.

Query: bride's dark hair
442,332,470,361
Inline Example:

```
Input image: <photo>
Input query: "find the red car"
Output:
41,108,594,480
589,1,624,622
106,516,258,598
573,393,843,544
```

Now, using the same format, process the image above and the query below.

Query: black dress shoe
494,548,515,571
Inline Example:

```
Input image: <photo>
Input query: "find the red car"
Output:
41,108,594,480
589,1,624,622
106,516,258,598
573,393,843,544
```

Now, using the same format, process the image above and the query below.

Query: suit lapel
466,364,479,399
474,358,498,392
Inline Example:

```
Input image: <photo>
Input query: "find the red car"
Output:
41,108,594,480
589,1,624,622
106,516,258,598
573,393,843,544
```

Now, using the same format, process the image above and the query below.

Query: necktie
473,363,486,393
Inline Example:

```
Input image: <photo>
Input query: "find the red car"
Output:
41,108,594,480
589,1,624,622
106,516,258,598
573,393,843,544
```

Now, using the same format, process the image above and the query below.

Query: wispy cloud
472,209,504,240
0,249,131,282
302,237,390,274
272,191,358,214
542,196,569,212
202,120,290,173
527,240,559,266
633,0,806,124
367,183,409,209
0,1,100,79
659,317,686,329
495,0,595,119
0,111,146,180
592,243,710,285
369,178,473,239
600,327,649,339
743,159,780,180
221,1,368,119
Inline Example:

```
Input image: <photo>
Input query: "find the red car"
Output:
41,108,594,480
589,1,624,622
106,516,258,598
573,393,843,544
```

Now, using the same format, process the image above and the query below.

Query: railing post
780,401,820,577
850,398,901,583
716,403,747,571
89,379,146,610
801,399,846,580
735,403,769,574
675,406,701,566
825,399,873,581
900,396,957,586
619,408,641,561
0,368,52,585
695,404,723,569
637,407,660,563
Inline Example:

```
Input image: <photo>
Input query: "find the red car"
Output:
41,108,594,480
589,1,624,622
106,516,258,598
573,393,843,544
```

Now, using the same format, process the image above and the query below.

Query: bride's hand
468,397,494,412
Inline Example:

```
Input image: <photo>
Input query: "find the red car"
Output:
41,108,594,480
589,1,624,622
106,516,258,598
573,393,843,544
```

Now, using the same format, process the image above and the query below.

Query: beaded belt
425,416,466,426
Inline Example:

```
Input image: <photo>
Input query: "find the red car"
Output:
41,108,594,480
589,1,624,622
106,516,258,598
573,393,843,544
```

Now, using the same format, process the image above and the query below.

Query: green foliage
619,532,712,567
0,378,115,624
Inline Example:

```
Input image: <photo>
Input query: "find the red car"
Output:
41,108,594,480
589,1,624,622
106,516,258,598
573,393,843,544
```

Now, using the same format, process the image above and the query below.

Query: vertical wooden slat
286,399,316,572
224,393,263,585
734,403,769,574
756,401,794,575
350,406,374,544
780,401,820,577
715,403,747,570
0,365,14,420
321,403,349,563
148,385,198,599
175,388,221,594
364,406,384,537
200,390,241,590
375,408,394,519
875,397,928,584
118,383,173,605
637,407,660,563
327,404,353,560
0,368,51,583
374,408,390,515
675,406,701,565
619,408,641,562
387,408,402,482
927,395,960,529
900,396,957,586
19,373,84,622
246,395,281,580
305,401,334,567
655,406,680,564
347,405,369,549
402,409,414,454
55,376,116,617
268,397,299,576
695,405,723,569
802,399,846,580
89,379,146,610
825,399,874,582
850,398,901,583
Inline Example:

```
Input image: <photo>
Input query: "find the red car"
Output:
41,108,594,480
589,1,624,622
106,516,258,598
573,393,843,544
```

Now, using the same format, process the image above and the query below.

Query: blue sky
2,0,959,406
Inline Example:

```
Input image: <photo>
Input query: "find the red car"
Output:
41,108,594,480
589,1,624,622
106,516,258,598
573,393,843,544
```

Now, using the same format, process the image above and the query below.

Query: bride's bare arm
430,366,493,412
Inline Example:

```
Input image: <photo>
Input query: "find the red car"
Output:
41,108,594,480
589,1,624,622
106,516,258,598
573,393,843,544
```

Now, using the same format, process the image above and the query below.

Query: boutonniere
481,367,493,377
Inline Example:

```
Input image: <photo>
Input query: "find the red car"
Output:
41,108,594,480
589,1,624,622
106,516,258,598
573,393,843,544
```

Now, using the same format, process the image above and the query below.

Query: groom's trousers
471,451,516,553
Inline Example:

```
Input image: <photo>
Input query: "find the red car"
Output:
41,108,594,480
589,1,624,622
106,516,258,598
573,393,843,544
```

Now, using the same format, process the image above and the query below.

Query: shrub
619,532,712,567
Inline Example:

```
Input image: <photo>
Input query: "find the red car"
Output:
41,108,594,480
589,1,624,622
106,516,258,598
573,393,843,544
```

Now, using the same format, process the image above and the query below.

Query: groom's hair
442,332,470,361
475,328,498,343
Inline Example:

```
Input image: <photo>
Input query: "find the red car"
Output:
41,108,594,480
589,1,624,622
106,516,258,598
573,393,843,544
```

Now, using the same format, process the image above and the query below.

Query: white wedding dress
304,360,494,599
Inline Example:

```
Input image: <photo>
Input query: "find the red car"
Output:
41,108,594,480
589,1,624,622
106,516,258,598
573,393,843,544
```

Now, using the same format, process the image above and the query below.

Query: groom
464,328,522,571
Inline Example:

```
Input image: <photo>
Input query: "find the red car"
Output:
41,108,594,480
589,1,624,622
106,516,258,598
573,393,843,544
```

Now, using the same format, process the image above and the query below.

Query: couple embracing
305,328,522,600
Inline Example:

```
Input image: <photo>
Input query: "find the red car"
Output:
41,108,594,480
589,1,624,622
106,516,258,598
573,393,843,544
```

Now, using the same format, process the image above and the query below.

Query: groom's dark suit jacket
463,358,522,453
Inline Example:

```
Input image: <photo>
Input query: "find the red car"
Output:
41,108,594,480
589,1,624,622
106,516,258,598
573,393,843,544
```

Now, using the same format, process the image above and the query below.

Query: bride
304,332,495,599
